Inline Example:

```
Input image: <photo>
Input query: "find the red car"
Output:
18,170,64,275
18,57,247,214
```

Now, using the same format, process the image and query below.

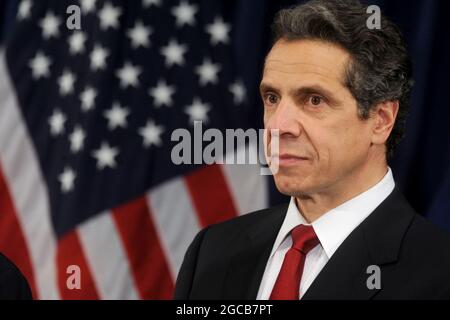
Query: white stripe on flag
0,53,60,299
147,178,202,280
77,211,139,300
221,143,268,215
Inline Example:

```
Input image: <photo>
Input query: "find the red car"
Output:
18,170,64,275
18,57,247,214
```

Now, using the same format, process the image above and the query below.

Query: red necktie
270,224,320,300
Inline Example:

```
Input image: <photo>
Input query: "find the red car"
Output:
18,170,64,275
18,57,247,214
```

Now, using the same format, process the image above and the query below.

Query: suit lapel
221,205,288,299
302,186,416,300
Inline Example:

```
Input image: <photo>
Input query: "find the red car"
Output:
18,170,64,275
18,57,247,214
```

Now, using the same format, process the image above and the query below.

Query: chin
273,175,312,197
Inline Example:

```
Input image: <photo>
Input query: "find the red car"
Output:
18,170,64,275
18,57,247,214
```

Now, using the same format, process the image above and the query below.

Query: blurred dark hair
271,0,414,159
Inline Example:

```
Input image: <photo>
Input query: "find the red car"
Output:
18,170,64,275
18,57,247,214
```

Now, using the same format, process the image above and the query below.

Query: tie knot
291,225,319,254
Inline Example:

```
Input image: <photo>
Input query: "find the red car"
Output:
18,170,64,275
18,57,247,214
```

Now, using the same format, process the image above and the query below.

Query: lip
272,154,309,167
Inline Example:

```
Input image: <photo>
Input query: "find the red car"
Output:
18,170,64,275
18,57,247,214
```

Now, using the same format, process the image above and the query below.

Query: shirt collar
270,167,395,259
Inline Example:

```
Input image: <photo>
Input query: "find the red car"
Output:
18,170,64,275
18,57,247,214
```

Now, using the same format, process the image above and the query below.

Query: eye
264,93,279,106
308,95,324,107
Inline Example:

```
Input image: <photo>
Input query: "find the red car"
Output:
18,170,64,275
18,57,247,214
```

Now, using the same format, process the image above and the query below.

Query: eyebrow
259,83,338,102
259,83,277,95
291,85,336,101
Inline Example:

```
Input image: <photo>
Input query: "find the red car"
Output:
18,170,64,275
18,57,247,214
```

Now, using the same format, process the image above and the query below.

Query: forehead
263,39,350,84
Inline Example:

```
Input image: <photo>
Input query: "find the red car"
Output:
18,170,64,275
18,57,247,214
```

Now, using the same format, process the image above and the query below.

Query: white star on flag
17,0,32,20
90,44,109,71
68,31,87,55
48,109,66,136
116,62,142,88
98,2,122,30
80,86,97,112
39,12,61,39
69,126,86,153
139,120,164,148
91,142,119,169
127,21,152,49
171,1,198,27
29,51,52,79
229,80,246,105
160,39,188,67
206,17,231,45
195,59,221,86
58,167,76,193
143,0,161,8
58,70,77,96
149,80,176,107
81,0,97,14
185,97,211,124
104,103,130,130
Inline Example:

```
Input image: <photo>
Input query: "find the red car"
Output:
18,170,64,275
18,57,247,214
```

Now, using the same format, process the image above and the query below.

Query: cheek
326,121,371,164
307,120,358,168
303,122,333,160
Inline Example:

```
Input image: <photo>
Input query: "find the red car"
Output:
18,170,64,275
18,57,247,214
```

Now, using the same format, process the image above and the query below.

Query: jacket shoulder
405,214,450,262
211,204,288,229
174,204,288,299
202,204,288,242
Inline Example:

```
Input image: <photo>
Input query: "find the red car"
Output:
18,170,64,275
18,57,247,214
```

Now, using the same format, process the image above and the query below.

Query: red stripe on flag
57,230,100,299
112,196,174,299
0,165,37,299
184,164,238,227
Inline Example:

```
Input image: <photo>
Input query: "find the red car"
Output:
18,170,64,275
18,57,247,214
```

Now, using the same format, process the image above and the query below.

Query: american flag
0,0,268,299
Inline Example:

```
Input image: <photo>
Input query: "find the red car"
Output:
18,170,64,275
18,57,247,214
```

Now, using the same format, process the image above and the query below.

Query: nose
265,98,302,138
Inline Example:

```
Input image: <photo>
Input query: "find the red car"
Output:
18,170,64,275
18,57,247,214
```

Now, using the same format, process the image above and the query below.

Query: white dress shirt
257,167,395,300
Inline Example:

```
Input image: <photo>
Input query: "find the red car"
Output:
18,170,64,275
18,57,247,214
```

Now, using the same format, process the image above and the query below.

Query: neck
295,162,388,223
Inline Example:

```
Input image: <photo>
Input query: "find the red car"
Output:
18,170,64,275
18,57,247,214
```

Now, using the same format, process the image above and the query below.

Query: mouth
271,154,309,167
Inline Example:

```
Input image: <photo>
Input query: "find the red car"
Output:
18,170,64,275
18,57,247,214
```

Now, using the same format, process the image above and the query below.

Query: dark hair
271,0,414,159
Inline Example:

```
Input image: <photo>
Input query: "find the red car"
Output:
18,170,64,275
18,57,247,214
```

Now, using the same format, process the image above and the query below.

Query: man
174,0,450,300
0,253,32,299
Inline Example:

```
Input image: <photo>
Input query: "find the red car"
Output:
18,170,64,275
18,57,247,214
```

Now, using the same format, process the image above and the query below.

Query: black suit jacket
174,187,450,299
0,253,32,300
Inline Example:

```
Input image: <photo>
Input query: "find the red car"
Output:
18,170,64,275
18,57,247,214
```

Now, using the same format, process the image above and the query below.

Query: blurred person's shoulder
0,252,32,300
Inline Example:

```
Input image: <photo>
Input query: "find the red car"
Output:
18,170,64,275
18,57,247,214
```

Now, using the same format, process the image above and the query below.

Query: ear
371,100,399,146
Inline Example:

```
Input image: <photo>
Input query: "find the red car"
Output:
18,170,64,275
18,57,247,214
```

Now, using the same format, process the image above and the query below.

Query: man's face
261,39,376,197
